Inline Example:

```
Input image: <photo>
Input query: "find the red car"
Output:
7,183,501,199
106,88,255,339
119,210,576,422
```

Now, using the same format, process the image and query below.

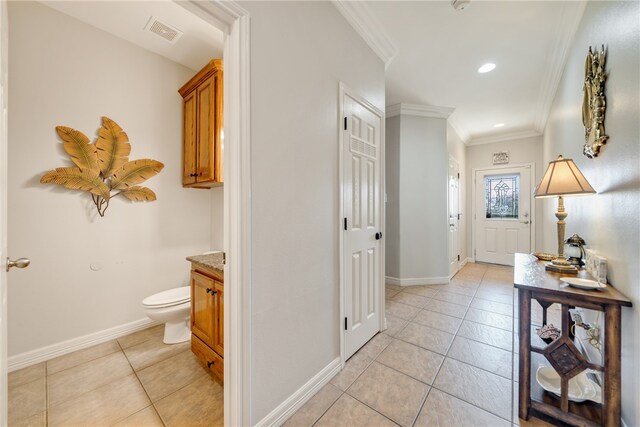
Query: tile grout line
409,384,432,427
425,266,515,424
326,338,414,427
343,379,418,427
428,385,513,424
307,389,345,427
116,338,168,427
46,356,135,412
45,345,121,377
335,267,516,427
444,348,514,381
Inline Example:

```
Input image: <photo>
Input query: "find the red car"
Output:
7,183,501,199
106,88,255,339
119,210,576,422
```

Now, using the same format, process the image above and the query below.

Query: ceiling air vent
144,17,183,44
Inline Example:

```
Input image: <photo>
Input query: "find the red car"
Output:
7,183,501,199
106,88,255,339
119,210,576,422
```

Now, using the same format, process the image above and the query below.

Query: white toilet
142,286,191,344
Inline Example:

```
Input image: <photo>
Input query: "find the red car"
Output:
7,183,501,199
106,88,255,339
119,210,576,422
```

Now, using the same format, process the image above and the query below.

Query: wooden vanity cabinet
179,59,223,188
190,266,223,383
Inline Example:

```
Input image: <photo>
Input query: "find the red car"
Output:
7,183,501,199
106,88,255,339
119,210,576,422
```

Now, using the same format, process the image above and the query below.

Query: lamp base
545,257,578,274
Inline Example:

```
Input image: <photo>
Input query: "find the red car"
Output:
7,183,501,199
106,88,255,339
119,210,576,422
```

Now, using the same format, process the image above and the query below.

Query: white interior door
448,156,460,276
0,1,9,422
342,90,382,360
474,166,532,266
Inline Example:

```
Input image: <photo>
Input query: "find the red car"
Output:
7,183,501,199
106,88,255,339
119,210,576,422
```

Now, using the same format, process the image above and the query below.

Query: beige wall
465,136,544,260
385,116,401,278
7,2,216,355
541,2,639,424
387,114,450,283
242,1,385,422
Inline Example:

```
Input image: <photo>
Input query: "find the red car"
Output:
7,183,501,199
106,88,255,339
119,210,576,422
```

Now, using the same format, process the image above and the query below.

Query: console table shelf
514,253,632,427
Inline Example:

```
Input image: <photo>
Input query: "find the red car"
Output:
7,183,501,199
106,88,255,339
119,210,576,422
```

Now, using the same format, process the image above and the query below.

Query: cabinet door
196,74,216,183
212,69,223,184
182,91,197,185
212,280,224,356
191,271,215,346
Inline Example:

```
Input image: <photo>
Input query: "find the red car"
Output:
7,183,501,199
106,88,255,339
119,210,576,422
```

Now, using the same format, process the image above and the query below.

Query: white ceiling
41,1,224,72
41,1,585,144
362,1,586,144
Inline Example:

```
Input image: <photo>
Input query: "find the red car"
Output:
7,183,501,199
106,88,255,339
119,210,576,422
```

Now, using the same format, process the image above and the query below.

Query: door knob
522,221,530,225
6,257,30,272
375,232,383,240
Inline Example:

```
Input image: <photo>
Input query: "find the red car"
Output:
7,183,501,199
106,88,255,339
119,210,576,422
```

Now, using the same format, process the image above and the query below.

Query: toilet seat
142,286,190,309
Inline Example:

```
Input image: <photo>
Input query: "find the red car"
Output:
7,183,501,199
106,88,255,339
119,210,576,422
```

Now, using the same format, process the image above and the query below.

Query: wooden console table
514,253,632,427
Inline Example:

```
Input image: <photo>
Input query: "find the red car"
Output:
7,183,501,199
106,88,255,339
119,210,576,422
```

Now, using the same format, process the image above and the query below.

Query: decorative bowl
536,366,602,403
533,252,556,261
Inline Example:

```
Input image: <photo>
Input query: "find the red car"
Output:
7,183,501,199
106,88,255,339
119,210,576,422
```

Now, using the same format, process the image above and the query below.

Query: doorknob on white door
522,221,530,225
6,257,30,272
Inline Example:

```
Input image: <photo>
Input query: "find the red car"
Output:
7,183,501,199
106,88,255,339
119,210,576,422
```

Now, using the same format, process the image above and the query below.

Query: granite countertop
186,252,224,275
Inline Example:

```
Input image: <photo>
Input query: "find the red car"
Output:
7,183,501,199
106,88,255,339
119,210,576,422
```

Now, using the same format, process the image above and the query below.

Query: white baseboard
8,318,158,372
460,257,470,267
255,357,341,427
385,276,450,286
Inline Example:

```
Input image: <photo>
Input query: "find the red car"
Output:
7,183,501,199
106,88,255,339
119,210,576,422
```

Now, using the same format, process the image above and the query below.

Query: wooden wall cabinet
190,265,224,383
179,59,223,188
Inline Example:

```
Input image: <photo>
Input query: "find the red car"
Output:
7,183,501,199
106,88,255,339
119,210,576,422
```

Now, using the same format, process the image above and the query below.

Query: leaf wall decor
40,116,164,217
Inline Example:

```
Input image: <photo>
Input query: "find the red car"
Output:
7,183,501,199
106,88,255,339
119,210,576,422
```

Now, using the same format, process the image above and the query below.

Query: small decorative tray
533,252,556,261
560,277,607,291
536,366,602,403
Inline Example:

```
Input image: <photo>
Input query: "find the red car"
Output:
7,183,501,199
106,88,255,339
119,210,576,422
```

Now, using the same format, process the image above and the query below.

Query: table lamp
534,155,596,273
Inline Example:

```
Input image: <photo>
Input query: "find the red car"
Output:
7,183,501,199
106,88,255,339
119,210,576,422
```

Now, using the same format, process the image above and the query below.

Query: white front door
474,165,532,266
342,89,382,360
0,1,9,422
448,156,460,276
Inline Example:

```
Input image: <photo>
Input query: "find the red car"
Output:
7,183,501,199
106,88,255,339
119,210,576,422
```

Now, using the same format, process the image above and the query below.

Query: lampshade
534,155,596,198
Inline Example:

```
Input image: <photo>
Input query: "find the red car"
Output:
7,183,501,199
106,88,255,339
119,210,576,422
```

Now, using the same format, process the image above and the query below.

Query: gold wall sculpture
40,116,164,217
582,45,608,158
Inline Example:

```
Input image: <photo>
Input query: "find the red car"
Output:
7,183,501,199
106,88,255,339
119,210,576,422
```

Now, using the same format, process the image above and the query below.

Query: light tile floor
8,325,223,427
9,263,561,427
285,263,560,427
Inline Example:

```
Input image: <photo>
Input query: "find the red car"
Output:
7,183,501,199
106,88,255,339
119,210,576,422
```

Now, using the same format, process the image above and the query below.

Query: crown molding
386,103,455,119
332,0,398,67
533,1,587,133
467,129,542,146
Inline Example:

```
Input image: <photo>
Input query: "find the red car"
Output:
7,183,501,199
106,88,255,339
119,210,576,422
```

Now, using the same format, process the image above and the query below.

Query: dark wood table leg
519,289,532,421
604,305,622,427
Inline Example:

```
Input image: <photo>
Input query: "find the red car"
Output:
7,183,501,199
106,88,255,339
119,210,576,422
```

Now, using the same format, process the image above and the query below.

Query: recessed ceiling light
494,123,505,128
478,63,496,73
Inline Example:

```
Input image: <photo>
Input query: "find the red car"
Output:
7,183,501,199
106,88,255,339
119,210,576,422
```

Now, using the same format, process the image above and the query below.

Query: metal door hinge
457,255,460,261
344,317,348,330
344,218,347,231
344,117,348,130
457,173,460,179
457,213,461,220
222,252,226,265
